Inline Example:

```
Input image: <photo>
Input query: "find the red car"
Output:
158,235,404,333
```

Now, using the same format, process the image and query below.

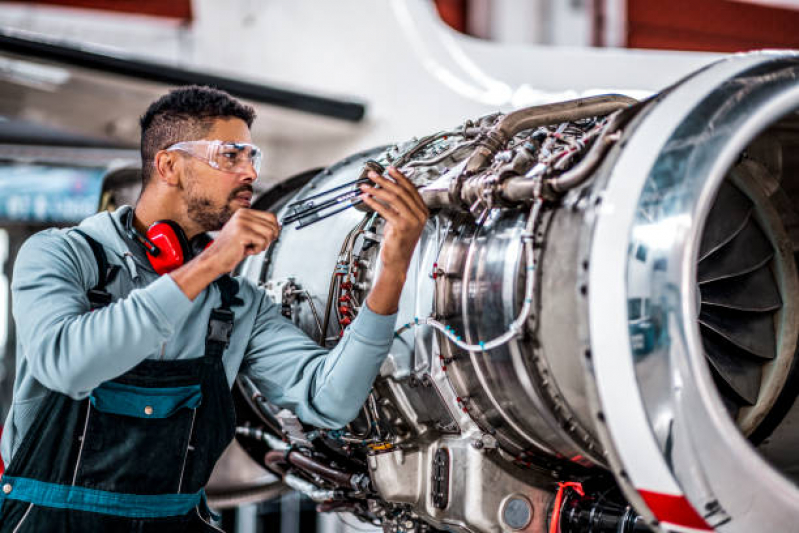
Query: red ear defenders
126,210,213,275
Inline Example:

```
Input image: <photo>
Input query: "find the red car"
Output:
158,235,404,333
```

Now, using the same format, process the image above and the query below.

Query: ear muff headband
125,210,213,275
124,209,160,256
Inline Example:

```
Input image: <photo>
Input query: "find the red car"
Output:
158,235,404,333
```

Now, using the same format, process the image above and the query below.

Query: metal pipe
236,424,287,450
499,101,645,202
264,449,355,489
283,474,339,502
235,382,284,437
404,139,476,168
543,106,633,195
285,451,354,487
463,95,637,176
298,290,324,339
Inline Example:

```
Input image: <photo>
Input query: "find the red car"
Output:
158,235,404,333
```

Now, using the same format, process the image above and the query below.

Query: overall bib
0,231,239,532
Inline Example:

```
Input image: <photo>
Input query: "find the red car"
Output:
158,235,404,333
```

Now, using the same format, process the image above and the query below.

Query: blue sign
0,164,106,223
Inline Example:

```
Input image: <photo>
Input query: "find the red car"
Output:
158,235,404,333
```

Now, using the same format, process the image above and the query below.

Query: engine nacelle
231,52,799,533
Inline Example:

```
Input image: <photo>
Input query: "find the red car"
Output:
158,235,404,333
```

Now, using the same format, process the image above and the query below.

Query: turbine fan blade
699,308,776,360
698,219,773,284
702,330,763,406
699,181,753,261
700,265,782,312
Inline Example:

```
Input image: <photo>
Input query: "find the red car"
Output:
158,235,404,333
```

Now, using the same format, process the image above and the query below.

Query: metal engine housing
229,52,799,533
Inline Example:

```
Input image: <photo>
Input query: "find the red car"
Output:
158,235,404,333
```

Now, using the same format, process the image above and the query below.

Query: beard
185,193,234,232
184,170,253,231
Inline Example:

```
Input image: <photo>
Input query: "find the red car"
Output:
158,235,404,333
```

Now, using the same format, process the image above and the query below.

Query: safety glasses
165,140,262,177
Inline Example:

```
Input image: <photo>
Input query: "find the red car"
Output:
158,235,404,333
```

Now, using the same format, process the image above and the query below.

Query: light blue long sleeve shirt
1,206,396,466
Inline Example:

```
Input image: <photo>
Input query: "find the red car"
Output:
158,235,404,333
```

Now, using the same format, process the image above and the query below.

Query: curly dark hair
139,85,256,188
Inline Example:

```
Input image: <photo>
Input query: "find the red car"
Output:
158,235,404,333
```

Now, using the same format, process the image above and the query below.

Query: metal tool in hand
282,161,386,229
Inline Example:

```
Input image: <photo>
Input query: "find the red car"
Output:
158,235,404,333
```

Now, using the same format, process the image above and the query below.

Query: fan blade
698,219,773,284
700,265,782,312
699,181,753,261
702,329,763,406
699,308,776,360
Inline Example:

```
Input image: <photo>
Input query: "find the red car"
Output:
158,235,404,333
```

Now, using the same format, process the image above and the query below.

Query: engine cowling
230,52,799,533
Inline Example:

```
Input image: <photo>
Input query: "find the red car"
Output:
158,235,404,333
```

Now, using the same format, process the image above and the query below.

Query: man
0,86,427,531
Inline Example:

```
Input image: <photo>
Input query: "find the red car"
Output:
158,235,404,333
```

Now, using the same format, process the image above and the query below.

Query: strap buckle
207,308,234,347
87,289,113,310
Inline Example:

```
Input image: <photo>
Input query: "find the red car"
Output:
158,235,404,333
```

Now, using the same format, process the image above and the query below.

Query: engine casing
230,52,799,533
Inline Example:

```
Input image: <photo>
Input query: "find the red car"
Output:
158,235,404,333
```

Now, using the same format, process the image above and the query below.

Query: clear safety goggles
165,140,262,177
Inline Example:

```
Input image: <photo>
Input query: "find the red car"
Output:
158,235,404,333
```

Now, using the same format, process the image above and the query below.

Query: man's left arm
241,295,396,428
241,167,427,428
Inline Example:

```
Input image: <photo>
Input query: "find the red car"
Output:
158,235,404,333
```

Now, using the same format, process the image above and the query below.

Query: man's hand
171,209,280,300
204,209,280,274
360,167,428,315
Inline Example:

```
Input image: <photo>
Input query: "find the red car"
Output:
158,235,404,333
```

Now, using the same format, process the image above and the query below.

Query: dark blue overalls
0,231,239,532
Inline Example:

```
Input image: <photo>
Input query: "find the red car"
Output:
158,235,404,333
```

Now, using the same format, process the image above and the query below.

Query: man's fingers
378,168,428,220
360,194,402,226
233,209,280,243
367,170,405,195
242,233,273,256
252,219,280,242
361,182,414,219
366,170,428,222
239,209,281,230
386,167,426,210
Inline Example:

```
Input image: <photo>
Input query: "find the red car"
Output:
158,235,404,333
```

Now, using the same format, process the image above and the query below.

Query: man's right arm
12,230,194,399
170,208,280,300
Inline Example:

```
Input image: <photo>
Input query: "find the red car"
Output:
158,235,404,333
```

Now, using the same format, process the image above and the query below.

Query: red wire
548,481,584,533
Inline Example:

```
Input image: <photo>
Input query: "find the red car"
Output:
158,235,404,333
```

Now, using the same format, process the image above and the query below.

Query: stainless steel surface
231,52,799,533
367,438,553,533
589,52,799,531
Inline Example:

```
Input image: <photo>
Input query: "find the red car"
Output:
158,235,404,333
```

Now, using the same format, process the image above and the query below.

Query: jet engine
231,52,799,533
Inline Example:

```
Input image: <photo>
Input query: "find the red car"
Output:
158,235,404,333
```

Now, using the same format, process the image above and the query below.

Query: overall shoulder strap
205,275,241,359
71,229,114,310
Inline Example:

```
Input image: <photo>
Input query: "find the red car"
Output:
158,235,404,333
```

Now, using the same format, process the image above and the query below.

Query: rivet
144,406,154,416
2,484,11,494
